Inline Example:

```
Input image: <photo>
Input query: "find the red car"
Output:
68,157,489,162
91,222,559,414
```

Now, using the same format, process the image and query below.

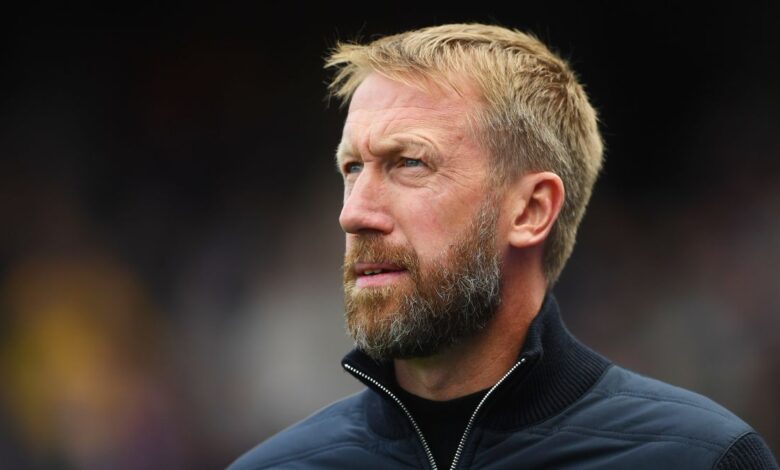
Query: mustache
343,235,419,282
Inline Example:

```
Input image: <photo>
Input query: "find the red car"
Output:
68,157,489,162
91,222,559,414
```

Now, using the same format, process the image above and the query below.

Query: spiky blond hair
326,23,603,285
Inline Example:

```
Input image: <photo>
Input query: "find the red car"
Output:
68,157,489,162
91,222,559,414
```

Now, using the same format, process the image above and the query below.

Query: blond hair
325,23,603,285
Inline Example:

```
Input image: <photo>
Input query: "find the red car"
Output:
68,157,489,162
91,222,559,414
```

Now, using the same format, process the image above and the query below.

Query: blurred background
1,3,779,468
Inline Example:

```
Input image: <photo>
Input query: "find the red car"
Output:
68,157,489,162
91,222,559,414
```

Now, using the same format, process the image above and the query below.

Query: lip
354,262,403,273
354,262,407,288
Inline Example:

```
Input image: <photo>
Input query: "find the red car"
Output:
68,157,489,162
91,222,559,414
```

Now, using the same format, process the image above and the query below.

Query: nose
339,170,394,235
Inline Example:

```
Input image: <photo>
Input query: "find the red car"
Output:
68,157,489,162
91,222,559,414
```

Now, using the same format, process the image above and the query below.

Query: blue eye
402,158,423,168
345,162,363,174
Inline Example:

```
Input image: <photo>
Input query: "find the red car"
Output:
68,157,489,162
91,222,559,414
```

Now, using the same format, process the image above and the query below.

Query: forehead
340,73,479,153
348,72,473,116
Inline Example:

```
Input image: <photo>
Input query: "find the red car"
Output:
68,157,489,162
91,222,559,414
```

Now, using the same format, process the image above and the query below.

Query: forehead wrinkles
344,106,469,158
345,74,475,145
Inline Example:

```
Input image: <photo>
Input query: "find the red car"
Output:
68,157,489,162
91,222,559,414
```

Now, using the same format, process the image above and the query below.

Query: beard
342,199,502,361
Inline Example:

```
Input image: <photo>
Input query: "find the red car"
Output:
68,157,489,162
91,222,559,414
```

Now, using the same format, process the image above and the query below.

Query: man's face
337,73,502,360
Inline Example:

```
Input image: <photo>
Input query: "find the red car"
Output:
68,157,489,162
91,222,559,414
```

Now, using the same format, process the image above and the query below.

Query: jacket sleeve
715,432,779,470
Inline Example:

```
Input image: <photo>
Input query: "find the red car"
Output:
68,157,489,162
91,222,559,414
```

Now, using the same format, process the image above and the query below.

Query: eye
401,158,424,168
344,162,363,174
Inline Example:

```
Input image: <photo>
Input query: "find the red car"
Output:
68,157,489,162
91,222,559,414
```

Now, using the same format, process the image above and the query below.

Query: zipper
343,356,527,470
343,363,439,469
448,357,527,469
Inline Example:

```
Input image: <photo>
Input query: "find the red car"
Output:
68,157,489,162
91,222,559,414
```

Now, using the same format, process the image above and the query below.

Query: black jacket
231,295,778,469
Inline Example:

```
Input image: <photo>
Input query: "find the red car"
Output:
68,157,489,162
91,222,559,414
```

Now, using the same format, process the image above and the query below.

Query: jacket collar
341,293,611,436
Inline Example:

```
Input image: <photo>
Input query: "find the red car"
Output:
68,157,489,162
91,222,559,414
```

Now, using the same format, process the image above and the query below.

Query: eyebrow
335,135,440,170
334,140,357,171
374,136,439,158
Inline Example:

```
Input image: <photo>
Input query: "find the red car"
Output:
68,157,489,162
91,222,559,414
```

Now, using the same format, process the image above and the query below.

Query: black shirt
396,385,489,469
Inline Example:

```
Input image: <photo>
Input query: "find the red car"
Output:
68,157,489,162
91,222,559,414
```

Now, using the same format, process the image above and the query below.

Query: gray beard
343,200,502,361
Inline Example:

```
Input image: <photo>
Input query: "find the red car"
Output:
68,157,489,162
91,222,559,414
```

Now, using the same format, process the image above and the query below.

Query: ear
505,172,565,249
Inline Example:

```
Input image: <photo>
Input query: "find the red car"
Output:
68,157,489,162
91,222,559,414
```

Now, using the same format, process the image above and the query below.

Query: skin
337,72,565,400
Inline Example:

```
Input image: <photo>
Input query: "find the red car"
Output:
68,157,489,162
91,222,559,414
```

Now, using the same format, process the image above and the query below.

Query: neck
394,263,546,401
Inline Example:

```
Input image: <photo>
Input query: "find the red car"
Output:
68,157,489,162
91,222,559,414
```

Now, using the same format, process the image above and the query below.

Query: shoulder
544,364,776,468
228,390,372,470
578,365,753,447
594,365,751,439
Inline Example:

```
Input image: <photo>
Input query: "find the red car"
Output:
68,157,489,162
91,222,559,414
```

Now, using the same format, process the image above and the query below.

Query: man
231,24,777,469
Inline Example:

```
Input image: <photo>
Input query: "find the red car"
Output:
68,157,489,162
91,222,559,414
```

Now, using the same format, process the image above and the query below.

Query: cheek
396,199,467,259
